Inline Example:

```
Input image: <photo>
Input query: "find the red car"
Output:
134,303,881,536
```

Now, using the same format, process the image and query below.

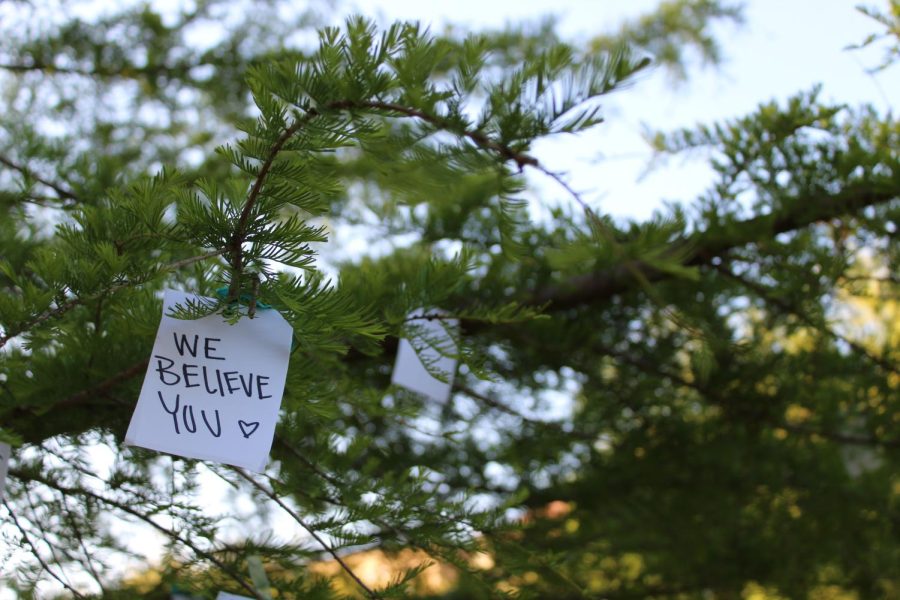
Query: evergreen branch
355,184,898,355
274,436,345,489
532,184,899,310
2,498,87,598
0,249,225,350
714,263,900,376
0,62,118,77
534,165,599,219
9,359,144,435
596,341,900,449
4,194,78,209
63,497,107,595
254,444,499,599
531,161,647,292
237,122,310,238
163,248,226,271
0,61,211,85
228,115,315,299
0,152,80,202
333,100,539,169
839,274,900,285
227,97,541,297
24,485,77,589
7,469,265,600
778,422,900,449
233,468,380,599
456,383,595,442
55,359,149,409
8,185,898,442
336,100,617,258
0,295,84,350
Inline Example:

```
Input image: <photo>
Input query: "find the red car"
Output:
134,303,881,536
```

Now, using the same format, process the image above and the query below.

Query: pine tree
1,1,898,598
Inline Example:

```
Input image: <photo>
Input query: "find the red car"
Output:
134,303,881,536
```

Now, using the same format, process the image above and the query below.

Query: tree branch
7,469,265,600
2,498,87,598
233,468,380,599
333,100,538,169
0,249,225,350
715,263,899,376
594,339,900,449
531,184,899,310
0,152,80,203
62,497,107,595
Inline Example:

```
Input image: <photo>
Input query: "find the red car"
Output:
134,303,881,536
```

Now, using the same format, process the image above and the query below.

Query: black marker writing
153,355,270,400
172,333,225,360
203,367,223,396
201,409,222,437
158,391,223,438
257,375,271,399
182,363,199,388
223,371,240,395
183,405,197,433
204,337,224,360
238,420,260,438
173,332,199,357
158,391,180,434
154,356,180,386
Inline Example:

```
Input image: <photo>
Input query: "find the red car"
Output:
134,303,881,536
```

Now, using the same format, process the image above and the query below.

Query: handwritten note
0,442,10,499
126,290,293,472
391,310,458,403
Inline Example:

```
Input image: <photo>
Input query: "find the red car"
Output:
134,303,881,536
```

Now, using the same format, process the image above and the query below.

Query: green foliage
0,1,898,600
850,0,900,70
591,0,744,80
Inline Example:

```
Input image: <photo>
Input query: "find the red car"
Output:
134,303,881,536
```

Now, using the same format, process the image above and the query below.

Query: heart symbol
238,420,260,439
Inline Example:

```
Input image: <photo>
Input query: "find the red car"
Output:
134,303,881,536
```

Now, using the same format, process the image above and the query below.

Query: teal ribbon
215,286,271,309
215,287,300,354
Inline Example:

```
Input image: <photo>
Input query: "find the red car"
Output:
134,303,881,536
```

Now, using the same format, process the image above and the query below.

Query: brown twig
334,100,538,169
227,116,317,300
55,359,150,410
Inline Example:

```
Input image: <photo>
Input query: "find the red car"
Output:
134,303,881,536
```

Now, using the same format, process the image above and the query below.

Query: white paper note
0,441,10,499
126,290,293,472
216,593,253,600
391,310,458,402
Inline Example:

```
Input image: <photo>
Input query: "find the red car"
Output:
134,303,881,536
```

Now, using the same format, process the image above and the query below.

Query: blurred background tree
0,0,897,598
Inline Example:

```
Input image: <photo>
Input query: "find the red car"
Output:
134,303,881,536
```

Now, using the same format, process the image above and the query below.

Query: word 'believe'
153,332,272,400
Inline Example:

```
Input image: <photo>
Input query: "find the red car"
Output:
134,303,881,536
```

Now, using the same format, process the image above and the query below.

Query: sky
4,0,898,596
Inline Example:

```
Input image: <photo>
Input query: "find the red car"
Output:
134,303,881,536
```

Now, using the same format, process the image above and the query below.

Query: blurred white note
216,593,253,600
126,290,293,472
0,441,10,499
391,309,458,402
